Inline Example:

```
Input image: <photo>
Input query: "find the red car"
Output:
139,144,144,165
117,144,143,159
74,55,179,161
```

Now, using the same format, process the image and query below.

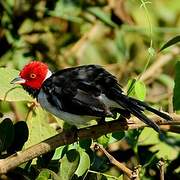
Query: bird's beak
11,77,26,84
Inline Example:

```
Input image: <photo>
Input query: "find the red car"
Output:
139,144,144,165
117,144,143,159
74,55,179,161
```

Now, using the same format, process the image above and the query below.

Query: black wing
42,64,172,132
42,65,122,117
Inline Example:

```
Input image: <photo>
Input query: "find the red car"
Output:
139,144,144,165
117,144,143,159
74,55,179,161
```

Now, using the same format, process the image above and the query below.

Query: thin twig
91,143,133,178
0,114,179,175
132,166,141,180
159,124,180,133
157,158,165,180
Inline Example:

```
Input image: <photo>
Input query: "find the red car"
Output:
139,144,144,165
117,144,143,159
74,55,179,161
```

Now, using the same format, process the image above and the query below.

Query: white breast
37,89,96,127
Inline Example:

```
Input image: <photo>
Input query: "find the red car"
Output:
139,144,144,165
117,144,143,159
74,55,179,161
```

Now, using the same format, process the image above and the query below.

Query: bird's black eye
30,73,36,79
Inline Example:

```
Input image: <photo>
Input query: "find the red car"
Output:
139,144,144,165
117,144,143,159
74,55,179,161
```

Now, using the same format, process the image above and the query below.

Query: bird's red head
12,61,50,89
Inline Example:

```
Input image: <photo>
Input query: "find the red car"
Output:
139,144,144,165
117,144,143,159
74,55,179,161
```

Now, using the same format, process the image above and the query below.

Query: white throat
44,70,52,81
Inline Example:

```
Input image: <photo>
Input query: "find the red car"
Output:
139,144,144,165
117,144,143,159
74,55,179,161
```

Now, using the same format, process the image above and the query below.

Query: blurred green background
0,0,180,179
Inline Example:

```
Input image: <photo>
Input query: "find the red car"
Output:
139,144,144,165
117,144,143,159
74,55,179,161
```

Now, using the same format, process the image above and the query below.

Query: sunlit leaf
59,149,80,180
18,19,34,34
52,146,66,160
25,107,57,148
134,80,146,101
127,79,146,100
138,128,179,160
0,68,32,101
36,169,59,180
138,127,159,146
75,150,90,177
97,134,110,147
127,79,136,96
150,141,179,160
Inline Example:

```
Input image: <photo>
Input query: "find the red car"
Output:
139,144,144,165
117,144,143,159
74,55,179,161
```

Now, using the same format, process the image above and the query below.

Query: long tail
110,88,173,133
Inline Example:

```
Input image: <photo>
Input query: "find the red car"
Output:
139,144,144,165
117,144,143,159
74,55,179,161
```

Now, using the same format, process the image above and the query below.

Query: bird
11,61,172,132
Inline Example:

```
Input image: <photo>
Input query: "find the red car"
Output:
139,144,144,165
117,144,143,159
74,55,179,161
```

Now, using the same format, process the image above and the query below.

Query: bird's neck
22,86,40,98
45,70,52,80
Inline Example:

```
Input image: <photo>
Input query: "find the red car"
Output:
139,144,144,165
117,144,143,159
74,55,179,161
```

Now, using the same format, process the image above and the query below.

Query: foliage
0,118,28,156
0,0,180,179
0,68,32,101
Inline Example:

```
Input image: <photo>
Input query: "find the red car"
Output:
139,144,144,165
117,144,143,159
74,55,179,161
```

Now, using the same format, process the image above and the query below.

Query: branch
91,143,137,179
0,114,179,174
157,158,165,180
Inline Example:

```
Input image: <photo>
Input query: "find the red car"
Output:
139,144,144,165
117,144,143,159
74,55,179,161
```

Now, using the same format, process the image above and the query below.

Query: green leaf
127,79,146,100
87,7,117,28
0,118,14,153
138,127,159,146
115,31,127,59
97,132,125,147
25,107,57,148
36,169,51,180
150,140,179,160
7,121,29,154
75,150,90,177
109,131,125,144
127,79,136,96
0,68,32,101
36,169,59,180
79,138,92,149
50,0,82,23
18,19,34,34
97,134,110,147
59,149,80,180
52,146,67,160
138,128,179,160
134,80,146,101
159,35,180,52
173,61,180,110
126,129,142,150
